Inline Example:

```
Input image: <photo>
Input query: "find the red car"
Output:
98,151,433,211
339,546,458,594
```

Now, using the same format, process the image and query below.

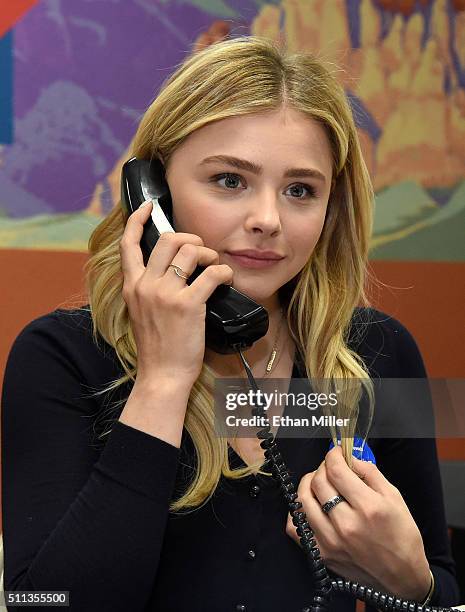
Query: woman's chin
230,282,279,307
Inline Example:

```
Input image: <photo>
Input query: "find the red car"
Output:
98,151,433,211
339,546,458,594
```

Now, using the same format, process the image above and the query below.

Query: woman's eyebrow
199,154,327,184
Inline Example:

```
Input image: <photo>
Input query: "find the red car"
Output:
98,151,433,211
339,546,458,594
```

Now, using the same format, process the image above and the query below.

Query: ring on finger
168,264,189,280
321,494,347,514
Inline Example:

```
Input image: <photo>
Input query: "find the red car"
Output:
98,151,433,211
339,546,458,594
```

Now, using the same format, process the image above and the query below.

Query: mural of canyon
0,0,464,261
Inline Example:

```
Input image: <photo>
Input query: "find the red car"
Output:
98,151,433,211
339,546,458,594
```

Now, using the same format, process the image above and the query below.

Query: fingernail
139,200,152,208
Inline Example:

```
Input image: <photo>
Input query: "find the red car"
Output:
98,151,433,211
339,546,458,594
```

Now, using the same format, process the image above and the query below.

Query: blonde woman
1,36,459,611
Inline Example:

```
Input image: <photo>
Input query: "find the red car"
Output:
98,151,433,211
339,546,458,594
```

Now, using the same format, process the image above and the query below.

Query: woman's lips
225,252,284,269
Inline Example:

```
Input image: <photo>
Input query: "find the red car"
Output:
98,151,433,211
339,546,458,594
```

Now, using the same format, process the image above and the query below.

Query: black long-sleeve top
1,305,460,611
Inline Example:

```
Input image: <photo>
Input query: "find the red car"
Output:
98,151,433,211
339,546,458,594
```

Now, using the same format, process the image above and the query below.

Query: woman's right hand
119,200,234,389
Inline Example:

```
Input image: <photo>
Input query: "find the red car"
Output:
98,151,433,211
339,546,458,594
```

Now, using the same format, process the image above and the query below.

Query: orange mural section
0,0,39,38
1,249,464,461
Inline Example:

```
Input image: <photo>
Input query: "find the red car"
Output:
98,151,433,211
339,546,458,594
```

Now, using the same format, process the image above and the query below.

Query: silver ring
321,494,346,514
168,264,189,280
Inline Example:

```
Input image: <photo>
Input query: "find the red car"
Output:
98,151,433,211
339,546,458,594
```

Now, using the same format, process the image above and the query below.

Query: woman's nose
243,192,282,236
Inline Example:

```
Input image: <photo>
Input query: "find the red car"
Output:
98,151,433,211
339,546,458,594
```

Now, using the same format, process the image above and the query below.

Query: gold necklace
213,309,286,379
262,307,285,377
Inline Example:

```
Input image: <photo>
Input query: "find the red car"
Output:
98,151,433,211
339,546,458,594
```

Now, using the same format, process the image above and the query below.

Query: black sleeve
363,313,460,609
1,313,181,612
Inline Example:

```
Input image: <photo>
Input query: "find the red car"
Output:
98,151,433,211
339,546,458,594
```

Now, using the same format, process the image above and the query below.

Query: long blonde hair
83,36,375,513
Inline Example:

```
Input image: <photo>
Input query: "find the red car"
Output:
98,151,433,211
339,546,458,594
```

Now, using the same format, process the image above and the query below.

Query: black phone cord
235,348,460,612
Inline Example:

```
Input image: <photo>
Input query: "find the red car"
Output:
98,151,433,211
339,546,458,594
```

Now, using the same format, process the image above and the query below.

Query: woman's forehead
168,109,333,180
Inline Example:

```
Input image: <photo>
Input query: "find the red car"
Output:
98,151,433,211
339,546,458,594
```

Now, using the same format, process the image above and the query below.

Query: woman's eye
210,173,244,190
286,183,317,200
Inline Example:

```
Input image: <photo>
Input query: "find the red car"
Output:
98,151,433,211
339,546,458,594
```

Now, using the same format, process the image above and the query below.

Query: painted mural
0,0,464,261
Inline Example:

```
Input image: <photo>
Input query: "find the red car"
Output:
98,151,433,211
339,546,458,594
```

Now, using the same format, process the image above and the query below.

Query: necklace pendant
266,349,277,373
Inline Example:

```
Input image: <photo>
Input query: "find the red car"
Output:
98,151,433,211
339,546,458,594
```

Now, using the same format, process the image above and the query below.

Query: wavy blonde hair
83,35,375,513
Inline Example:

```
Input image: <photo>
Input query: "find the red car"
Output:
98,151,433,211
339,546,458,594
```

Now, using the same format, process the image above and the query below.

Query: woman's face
164,106,334,311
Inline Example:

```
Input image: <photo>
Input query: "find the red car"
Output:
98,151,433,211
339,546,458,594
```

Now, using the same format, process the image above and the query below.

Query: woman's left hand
286,445,431,602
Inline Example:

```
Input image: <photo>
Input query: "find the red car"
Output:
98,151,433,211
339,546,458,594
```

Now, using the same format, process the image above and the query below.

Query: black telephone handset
120,156,269,354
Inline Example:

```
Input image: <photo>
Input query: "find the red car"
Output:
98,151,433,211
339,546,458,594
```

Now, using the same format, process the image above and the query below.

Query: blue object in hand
329,436,376,464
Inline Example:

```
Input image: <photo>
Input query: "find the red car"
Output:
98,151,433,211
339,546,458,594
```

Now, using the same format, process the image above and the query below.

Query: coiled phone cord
235,348,460,612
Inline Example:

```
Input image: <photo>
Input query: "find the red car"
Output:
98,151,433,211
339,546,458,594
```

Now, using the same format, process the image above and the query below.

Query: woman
1,36,459,611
